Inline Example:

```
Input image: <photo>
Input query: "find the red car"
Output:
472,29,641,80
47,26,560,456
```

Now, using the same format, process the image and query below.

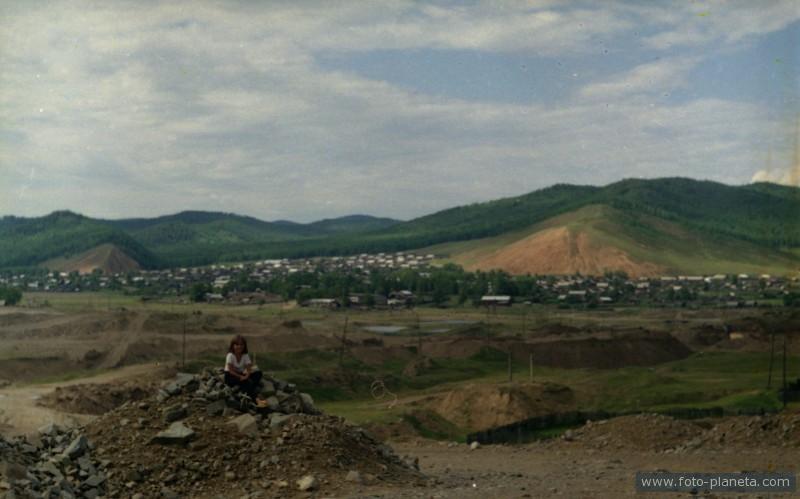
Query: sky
1,1,798,222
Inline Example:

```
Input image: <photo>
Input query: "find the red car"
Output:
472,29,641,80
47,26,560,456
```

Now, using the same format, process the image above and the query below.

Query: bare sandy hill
431,382,574,431
43,243,141,274
466,226,663,277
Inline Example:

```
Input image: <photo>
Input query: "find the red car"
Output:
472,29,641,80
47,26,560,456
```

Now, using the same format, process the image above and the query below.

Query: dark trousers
224,370,263,398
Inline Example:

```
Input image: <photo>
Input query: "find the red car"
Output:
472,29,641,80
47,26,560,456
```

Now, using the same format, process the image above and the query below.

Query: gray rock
39,461,62,480
76,456,92,470
162,405,188,423
84,474,105,487
205,400,226,417
264,396,280,412
296,474,317,491
278,393,304,413
37,423,61,436
163,373,198,396
124,469,143,482
150,422,195,445
63,435,88,459
345,470,361,483
0,460,27,481
269,413,291,429
299,393,317,414
259,381,275,397
228,414,258,437
161,486,180,499
469,441,480,450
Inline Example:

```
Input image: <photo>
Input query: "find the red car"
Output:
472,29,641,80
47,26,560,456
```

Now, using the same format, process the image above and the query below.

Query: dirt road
378,441,799,498
0,363,158,436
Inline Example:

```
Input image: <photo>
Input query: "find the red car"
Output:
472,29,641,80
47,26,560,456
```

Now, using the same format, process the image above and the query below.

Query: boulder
163,373,198,397
296,474,317,491
63,435,89,459
151,422,195,445
205,400,226,417
162,404,188,423
269,414,292,429
228,414,258,437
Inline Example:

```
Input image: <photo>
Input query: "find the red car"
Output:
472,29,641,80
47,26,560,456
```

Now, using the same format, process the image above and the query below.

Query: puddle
421,320,477,325
362,326,407,334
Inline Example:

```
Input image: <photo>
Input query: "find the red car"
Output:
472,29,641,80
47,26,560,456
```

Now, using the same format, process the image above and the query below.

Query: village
1,251,797,310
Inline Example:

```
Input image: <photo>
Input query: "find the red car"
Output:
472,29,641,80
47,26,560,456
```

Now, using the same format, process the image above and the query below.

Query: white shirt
225,352,251,374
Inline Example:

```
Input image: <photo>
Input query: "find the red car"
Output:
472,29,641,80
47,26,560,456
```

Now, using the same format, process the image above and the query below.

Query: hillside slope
0,211,158,269
42,243,141,274
426,205,800,277
1,178,798,272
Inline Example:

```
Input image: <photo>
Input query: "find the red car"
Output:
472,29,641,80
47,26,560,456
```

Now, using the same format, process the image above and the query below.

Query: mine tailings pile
467,406,785,445
1,371,423,498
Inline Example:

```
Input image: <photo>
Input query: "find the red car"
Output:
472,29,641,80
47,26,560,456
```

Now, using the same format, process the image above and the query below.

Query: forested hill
0,211,400,269
294,178,800,258
1,178,798,271
0,211,158,269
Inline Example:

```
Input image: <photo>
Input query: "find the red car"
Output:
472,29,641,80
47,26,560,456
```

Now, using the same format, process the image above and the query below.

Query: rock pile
672,413,800,453
557,412,800,453
81,369,423,498
559,413,704,452
1,423,108,499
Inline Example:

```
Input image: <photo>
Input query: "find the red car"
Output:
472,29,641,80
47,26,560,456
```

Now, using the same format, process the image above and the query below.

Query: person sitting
224,334,262,399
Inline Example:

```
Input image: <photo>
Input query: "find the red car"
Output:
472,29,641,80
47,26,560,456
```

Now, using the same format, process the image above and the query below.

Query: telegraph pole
339,316,349,368
182,313,187,369
782,333,788,409
767,332,776,388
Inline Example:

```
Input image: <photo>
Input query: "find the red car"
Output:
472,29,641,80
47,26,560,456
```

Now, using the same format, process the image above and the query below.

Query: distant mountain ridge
1,178,799,275
0,210,400,269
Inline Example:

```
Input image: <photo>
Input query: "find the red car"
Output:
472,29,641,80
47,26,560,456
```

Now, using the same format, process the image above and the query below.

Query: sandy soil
0,363,159,436
469,227,664,278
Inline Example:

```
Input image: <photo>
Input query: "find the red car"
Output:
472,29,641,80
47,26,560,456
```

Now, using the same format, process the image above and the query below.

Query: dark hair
228,335,249,354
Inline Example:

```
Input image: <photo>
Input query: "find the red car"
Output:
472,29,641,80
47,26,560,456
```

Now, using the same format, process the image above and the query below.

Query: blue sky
1,1,798,222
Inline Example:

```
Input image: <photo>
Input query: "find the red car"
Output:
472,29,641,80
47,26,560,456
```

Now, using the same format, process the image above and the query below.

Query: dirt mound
515,331,692,369
678,413,800,451
432,382,574,431
43,243,141,274
84,372,423,498
563,413,704,451
39,381,155,415
402,356,438,377
468,227,663,277
561,413,800,453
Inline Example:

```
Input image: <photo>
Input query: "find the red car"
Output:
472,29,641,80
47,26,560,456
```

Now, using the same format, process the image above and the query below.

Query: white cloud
579,57,699,99
0,1,796,221
752,165,800,186
641,1,800,50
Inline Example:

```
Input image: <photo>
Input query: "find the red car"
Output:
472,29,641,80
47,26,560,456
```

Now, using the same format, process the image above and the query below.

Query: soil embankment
466,227,664,277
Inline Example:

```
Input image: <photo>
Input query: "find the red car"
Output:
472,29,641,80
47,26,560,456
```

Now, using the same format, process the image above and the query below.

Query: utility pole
529,353,533,382
181,313,187,369
339,316,349,368
782,333,788,409
767,332,776,388
416,312,422,356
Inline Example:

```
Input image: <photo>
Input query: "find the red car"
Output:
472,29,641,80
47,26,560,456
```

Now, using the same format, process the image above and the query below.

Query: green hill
0,211,400,270
422,204,800,277
1,178,798,274
0,211,158,269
